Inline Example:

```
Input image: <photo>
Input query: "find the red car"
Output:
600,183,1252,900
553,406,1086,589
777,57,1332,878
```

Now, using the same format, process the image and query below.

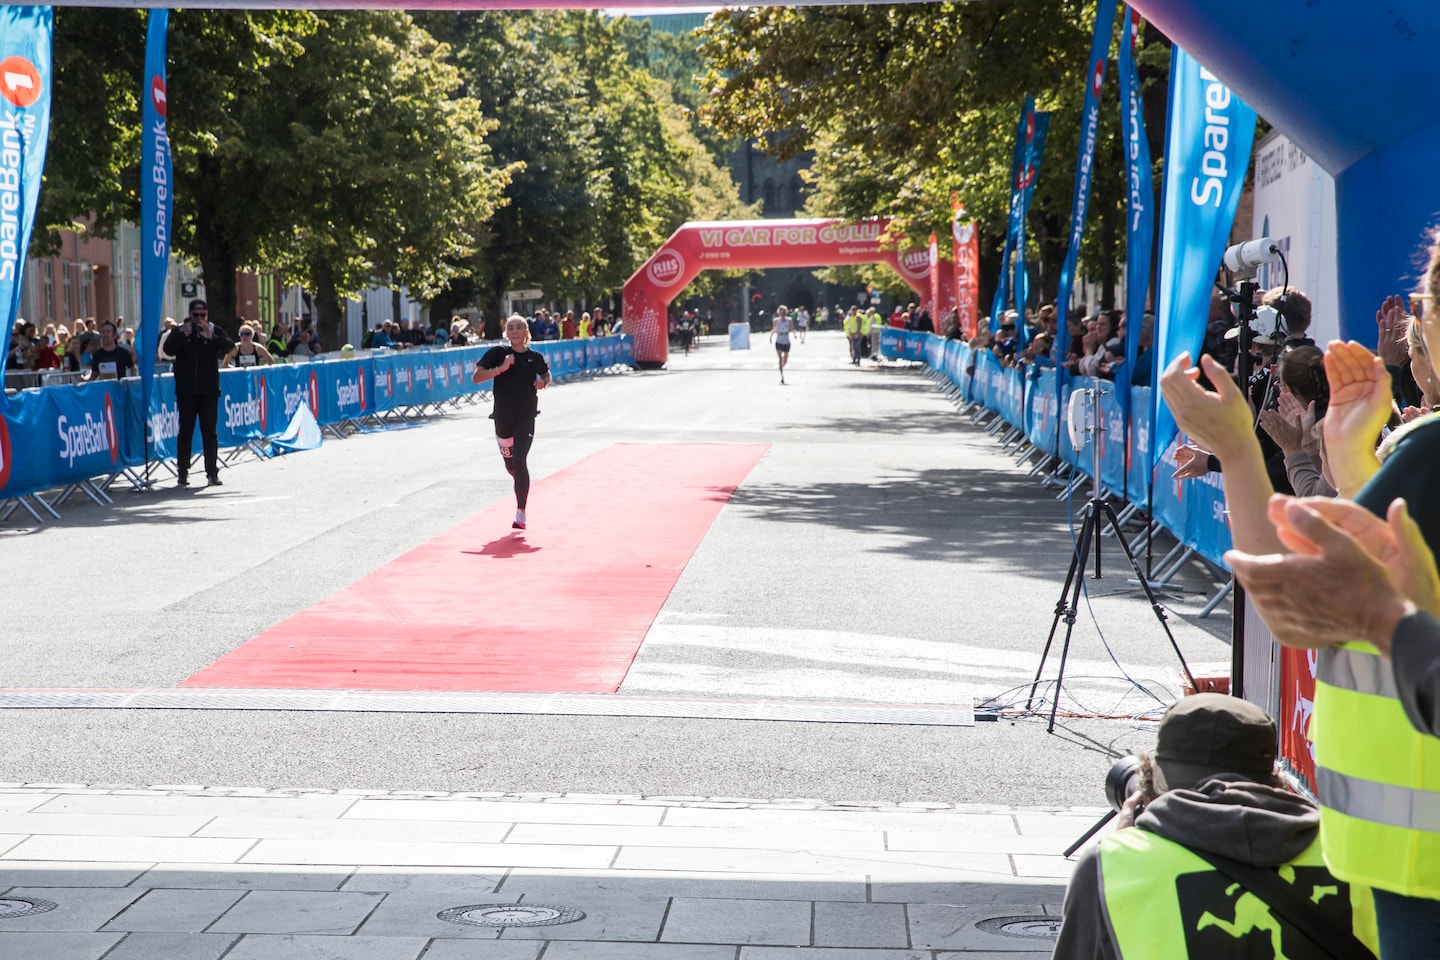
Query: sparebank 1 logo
104,393,119,465
257,376,269,429
898,249,930,281
0,55,43,109
150,75,167,118
1090,58,1105,100
307,371,320,416
0,415,11,491
357,371,367,411
646,249,685,288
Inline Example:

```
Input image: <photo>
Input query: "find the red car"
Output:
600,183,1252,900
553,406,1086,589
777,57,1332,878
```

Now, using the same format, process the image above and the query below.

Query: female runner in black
472,315,552,529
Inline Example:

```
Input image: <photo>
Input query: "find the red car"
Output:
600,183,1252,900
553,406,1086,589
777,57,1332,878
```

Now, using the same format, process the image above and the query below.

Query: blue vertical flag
1151,47,1256,465
1012,109,1049,345
990,98,1034,326
139,9,173,464
1052,0,1117,363
0,7,51,413
1117,5,1153,428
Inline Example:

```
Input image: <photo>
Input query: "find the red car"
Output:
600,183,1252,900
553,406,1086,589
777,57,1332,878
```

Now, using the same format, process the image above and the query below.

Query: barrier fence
0,336,634,521
881,327,1232,574
880,328,1318,788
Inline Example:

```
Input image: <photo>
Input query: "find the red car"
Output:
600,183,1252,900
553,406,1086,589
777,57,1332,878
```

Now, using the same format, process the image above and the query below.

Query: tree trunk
191,179,240,334
391,286,403,327
312,259,345,351
484,270,508,339
977,229,1003,323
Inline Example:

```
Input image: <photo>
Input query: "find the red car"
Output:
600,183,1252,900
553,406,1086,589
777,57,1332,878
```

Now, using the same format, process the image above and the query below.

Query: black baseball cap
1154,693,1276,789
187,299,208,313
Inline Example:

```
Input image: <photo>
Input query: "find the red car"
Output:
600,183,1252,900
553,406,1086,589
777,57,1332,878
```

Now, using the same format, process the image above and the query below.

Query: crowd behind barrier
0,335,634,520
880,327,1232,574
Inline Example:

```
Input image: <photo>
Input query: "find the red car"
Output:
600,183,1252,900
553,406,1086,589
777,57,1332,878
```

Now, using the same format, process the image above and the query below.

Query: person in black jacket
162,299,233,488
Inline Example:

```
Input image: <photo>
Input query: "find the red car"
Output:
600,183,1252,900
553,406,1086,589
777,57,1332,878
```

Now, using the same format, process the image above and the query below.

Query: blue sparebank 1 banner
139,9,173,463
1151,47,1255,464
1012,109,1049,340
0,6,52,414
1052,0,1117,363
1118,6,1154,432
991,98,1034,324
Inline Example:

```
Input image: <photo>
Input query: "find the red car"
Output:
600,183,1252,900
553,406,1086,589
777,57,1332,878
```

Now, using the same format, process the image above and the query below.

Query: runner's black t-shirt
90,346,134,379
481,346,549,418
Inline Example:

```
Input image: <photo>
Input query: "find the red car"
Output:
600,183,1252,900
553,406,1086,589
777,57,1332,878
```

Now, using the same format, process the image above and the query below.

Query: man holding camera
162,299,233,488
1054,693,1377,959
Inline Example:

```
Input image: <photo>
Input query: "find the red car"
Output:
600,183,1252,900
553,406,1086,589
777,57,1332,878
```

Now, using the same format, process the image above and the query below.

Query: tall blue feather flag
0,7,51,413
1151,47,1256,465
139,9,173,467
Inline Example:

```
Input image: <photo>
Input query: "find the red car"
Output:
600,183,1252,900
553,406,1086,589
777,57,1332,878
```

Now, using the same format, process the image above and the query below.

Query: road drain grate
975,914,1061,939
0,897,58,919
438,903,586,928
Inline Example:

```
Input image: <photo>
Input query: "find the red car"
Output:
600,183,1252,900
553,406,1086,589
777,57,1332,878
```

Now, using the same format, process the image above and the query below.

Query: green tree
422,11,750,332
257,11,513,348
40,8,146,252
418,11,604,334
699,1,1168,312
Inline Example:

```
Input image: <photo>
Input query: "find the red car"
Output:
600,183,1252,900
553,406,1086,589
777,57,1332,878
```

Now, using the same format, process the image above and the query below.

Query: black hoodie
1053,775,1325,960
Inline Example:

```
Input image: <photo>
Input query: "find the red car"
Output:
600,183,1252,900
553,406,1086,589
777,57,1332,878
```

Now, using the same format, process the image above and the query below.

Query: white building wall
1251,131,1340,345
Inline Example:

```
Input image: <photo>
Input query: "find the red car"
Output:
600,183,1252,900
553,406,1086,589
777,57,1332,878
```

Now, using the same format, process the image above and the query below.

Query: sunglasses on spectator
240,330,252,336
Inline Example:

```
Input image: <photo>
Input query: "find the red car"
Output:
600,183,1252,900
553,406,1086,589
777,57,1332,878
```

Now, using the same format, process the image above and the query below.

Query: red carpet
183,443,768,692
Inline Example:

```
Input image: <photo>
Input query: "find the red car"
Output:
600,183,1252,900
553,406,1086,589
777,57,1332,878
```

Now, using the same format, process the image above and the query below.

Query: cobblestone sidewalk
0,785,1103,959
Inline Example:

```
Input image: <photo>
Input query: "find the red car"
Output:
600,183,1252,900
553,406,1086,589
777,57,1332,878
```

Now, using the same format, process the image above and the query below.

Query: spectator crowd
1047,228,1440,958
7,304,630,385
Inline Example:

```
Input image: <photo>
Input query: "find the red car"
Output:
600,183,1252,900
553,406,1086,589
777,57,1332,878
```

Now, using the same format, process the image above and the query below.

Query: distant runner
795,306,810,343
472,315,552,530
770,304,794,385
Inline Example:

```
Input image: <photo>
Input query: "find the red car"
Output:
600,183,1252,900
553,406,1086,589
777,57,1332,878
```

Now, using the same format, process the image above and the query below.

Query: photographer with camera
162,299,233,488
1054,694,1377,959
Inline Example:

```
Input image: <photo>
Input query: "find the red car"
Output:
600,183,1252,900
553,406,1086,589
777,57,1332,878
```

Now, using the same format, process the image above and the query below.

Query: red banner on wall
1279,646,1317,789
952,204,980,338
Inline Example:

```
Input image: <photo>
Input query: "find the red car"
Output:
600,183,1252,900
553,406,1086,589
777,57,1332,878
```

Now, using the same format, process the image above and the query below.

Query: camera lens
1105,755,1143,811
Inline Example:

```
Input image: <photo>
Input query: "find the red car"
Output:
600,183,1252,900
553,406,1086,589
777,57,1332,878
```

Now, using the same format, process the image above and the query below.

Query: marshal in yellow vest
1098,826,1377,957
1313,641,1440,898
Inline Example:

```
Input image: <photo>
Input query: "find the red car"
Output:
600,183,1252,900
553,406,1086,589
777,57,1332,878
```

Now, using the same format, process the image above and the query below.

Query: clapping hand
1375,295,1412,367
1258,391,1313,456
1322,341,1391,494
1159,353,1254,460
1171,442,1212,480
1226,496,1440,652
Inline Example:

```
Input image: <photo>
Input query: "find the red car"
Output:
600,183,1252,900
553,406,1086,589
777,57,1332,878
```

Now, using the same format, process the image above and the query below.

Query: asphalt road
0,331,1231,805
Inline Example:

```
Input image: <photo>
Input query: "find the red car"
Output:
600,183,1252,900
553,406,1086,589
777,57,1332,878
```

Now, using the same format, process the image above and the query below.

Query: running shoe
512,509,527,530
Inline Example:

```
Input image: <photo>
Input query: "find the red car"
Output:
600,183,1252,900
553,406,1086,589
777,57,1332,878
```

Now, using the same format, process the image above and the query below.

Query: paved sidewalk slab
0,787,1087,959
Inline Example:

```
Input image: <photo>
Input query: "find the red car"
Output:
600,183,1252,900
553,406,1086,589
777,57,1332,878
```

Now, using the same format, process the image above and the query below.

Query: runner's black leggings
494,412,536,509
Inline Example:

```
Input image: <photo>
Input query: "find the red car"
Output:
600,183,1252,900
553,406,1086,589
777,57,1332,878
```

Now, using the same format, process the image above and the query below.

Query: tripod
1027,388,1197,733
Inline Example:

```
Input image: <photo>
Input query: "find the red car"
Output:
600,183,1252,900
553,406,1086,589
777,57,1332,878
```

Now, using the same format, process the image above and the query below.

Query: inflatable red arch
622,218,955,366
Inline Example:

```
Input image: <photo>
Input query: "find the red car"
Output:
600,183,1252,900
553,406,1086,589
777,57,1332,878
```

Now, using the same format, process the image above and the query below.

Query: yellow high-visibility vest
1098,825,1377,957
1313,641,1440,897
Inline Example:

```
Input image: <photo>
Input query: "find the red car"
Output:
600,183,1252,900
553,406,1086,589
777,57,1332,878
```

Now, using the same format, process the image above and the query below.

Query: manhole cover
0,897,57,919
975,915,1061,939
438,903,586,928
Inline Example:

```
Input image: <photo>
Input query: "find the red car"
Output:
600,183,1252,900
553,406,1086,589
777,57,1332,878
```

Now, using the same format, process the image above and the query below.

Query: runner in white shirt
795,306,810,343
770,304,794,385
